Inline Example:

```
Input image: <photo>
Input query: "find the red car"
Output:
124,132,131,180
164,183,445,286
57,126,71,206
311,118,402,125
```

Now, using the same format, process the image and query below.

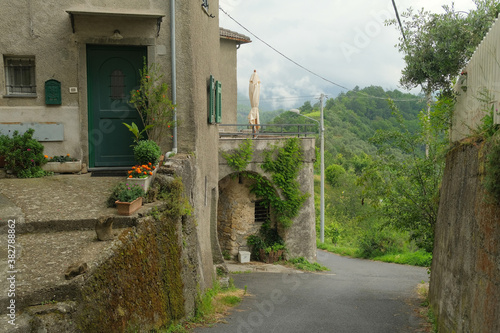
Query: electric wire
219,5,423,103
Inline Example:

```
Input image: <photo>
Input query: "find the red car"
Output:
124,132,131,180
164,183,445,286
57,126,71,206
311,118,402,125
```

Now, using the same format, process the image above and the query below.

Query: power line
219,5,422,103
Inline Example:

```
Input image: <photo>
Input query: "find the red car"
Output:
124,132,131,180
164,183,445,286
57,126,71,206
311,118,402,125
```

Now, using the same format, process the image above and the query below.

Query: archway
217,172,281,260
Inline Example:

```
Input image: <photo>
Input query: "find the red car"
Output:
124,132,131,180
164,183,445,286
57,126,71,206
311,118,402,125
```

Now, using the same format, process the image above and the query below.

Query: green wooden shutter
208,75,215,124
215,80,222,123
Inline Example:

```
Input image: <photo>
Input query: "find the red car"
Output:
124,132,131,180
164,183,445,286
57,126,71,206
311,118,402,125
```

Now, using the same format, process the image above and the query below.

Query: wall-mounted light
110,30,123,40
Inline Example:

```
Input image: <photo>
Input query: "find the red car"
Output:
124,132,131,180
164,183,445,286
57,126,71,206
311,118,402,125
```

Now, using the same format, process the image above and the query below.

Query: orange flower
44,155,48,158
67,154,70,157
128,175,132,178
148,162,152,165
136,168,141,173
143,171,147,175
128,170,133,174
149,172,153,175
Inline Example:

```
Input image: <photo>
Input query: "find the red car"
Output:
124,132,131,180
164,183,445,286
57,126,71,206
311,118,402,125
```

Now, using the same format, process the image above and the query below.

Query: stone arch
217,171,283,260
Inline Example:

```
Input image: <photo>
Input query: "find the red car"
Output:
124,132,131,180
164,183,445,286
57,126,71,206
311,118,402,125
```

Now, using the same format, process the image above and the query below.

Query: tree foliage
387,0,500,95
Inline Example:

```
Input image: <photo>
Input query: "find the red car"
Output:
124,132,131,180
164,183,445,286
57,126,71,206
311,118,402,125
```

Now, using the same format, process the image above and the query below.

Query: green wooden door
87,45,146,167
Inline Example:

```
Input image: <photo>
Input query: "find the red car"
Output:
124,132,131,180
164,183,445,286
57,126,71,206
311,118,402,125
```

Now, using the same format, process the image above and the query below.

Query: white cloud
219,0,477,110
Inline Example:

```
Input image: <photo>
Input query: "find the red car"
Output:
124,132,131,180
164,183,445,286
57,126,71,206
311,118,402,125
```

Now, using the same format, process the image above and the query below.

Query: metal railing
218,123,318,138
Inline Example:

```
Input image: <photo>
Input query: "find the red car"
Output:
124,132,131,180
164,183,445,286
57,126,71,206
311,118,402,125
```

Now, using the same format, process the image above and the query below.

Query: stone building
0,1,317,319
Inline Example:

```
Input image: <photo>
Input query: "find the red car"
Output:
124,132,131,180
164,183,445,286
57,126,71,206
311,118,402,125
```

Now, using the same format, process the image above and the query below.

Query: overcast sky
219,0,478,110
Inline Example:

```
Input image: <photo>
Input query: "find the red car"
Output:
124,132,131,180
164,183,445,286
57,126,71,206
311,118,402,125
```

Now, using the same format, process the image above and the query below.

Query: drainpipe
167,0,178,157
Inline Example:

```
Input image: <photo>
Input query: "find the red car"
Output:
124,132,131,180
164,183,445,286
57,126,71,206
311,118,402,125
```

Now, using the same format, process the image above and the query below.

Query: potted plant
107,182,145,216
133,139,161,166
259,244,286,264
247,223,286,264
126,163,157,192
42,154,82,173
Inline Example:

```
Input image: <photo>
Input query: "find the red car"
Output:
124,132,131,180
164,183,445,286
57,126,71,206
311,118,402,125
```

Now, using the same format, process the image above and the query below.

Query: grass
416,282,439,332
317,239,432,267
372,250,432,267
284,257,330,272
159,279,246,332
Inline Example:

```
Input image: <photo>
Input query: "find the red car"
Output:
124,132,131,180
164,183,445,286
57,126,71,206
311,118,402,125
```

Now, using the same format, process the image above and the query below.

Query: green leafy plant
0,133,9,156
3,129,49,178
287,257,330,272
221,139,254,172
247,221,285,261
133,139,161,165
123,122,153,145
129,60,176,145
107,182,145,207
257,138,309,228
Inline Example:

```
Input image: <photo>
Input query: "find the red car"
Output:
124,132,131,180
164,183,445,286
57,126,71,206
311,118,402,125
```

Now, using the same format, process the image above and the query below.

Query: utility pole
319,93,325,243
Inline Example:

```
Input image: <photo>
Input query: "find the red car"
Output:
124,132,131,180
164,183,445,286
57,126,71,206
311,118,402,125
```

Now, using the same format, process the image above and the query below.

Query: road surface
195,250,429,333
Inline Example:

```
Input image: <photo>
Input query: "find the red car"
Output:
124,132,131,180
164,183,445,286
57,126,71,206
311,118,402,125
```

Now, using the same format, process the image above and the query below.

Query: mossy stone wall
430,143,500,332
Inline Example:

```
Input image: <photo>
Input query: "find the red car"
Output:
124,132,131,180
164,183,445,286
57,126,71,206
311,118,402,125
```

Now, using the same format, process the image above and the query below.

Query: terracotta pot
115,197,143,216
259,249,284,264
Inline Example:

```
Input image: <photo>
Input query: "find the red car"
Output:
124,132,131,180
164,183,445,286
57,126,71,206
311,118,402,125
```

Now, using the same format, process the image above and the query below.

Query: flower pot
115,197,143,216
259,249,284,264
126,164,158,193
42,160,82,173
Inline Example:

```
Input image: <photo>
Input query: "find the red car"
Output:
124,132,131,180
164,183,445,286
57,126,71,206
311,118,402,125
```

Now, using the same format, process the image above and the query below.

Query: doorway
87,45,146,167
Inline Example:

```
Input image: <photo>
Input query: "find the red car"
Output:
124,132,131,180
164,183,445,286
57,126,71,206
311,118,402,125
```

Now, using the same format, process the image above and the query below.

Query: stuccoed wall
430,143,500,333
218,137,317,261
219,38,238,125
175,0,220,288
0,0,171,159
0,0,223,290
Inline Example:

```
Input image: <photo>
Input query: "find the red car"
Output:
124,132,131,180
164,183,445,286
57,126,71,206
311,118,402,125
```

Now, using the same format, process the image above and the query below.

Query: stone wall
430,143,500,332
76,160,204,332
218,175,270,259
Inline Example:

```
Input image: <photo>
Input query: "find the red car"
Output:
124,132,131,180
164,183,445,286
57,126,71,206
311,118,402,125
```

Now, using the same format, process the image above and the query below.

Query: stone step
0,228,129,315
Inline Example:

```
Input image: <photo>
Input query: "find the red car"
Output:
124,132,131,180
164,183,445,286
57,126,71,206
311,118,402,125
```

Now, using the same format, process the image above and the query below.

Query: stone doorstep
0,228,130,315
2,201,163,235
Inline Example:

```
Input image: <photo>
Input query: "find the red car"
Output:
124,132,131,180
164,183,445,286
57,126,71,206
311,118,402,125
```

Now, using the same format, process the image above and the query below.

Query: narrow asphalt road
195,250,429,333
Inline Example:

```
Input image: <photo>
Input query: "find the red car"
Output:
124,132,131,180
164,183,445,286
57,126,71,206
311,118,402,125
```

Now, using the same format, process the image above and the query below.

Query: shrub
0,133,9,155
356,228,404,258
133,139,161,165
325,164,346,187
3,129,49,178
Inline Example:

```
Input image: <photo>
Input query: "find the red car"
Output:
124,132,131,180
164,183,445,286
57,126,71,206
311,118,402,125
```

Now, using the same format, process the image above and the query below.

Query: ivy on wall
221,138,254,172
222,138,308,228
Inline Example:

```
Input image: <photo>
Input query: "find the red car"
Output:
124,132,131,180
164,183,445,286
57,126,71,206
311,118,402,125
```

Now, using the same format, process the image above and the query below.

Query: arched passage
217,172,281,260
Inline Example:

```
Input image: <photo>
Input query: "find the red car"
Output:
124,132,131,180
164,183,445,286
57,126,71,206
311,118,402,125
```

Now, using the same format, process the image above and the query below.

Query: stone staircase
0,174,154,332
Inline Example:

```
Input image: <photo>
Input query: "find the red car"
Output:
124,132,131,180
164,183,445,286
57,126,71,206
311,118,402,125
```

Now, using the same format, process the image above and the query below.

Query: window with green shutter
215,80,222,123
208,75,215,124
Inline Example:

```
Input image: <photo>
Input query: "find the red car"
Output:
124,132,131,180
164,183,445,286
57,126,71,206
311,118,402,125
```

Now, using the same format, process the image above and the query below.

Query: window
4,56,36,96
254,199,269,223
110,69,126,100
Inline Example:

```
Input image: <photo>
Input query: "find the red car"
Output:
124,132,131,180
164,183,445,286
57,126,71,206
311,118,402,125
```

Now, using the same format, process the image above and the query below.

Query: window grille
4,57,36,95
110,69,126,100
254,199,269,223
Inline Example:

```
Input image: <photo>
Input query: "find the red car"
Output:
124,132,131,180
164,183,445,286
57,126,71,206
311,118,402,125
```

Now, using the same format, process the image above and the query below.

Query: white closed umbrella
248,70,261,132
